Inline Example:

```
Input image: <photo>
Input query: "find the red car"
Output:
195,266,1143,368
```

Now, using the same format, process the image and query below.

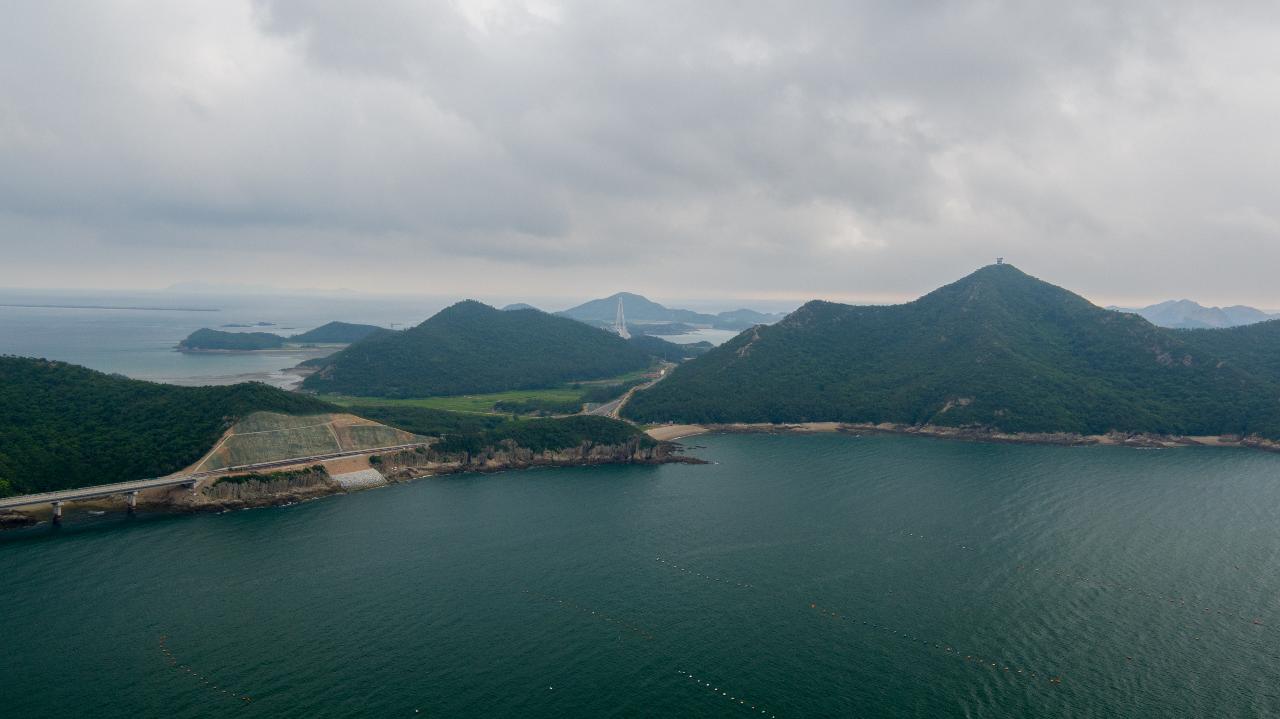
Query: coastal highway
586,394,629,418
0,441,433,510
587,362,675,419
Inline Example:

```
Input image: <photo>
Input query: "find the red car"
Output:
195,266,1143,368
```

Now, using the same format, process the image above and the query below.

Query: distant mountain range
1114,300,1279,329
625,264,1280,439
556,292,785,331
300,301,695,398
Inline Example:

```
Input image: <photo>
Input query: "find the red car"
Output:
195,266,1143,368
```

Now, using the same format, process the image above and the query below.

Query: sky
2,1,1280,308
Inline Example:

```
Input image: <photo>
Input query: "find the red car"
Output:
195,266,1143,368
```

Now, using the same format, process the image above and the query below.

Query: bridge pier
51,501,63,526
126,491,138,515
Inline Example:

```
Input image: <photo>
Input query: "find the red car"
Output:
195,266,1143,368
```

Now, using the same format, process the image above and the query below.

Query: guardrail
0,441,433,512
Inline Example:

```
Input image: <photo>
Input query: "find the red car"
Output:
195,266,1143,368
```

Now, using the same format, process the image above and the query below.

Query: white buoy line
522,589,656,640
654,556,754,588
158,634,254,704
676,669,778,717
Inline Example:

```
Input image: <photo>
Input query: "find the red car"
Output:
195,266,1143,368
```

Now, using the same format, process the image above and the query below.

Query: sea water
3,432,1279,717
0,290,446,386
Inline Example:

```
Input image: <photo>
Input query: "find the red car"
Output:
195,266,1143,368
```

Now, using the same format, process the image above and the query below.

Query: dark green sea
4,433,1280,717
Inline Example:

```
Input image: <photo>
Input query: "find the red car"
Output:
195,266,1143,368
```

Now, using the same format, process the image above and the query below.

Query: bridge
613,298,630,339
0,441,432,523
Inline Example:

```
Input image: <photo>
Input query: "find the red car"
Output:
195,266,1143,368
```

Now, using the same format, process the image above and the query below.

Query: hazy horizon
2,263,1278,316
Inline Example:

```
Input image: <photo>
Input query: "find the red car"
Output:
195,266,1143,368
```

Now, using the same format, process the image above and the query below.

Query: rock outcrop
0,510,38,529
185,466,341,511
374,438,696,480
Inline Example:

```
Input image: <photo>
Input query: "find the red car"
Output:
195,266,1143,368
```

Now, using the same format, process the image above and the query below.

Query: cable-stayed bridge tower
614,298,630,339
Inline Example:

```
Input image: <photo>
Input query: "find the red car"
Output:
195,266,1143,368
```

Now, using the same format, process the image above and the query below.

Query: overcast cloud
2,1,1279,306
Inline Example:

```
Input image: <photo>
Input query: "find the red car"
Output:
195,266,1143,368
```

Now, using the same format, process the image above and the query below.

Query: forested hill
178,328,284,351
0,357,334,496
178,322,386,350
557,292,784,330
301,301,652,397
291,321,386,343
624,264,1280,439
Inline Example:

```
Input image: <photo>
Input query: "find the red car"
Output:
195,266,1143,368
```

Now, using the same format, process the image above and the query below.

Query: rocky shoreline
177,438,701,513
374,436,703,481
0,510,39,529
646,421,1280,453
1,439,700,530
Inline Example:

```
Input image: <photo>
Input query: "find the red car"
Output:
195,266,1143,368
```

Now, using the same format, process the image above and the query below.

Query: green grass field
325,369,654,415
328,388,586,414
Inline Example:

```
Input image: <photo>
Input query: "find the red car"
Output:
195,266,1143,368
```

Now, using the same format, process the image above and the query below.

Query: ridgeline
557,292,782,330
624,264,1280,439
301,301,653,398
0,356,334,496
0,356,668,500
178,321,385,351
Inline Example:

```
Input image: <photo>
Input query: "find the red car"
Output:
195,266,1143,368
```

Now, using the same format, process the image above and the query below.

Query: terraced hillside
0,357,335,496
191,412,429,472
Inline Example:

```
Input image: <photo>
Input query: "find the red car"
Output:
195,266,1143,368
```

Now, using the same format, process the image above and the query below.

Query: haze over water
4,433,1279,717
0,291,735,387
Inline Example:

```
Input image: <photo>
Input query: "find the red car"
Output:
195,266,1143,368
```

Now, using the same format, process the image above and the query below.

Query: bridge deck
0,442,431,510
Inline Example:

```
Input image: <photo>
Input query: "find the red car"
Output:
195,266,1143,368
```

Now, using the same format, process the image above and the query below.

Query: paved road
0,441,432,510
4,364,680,510
586,363,675,419
586,395,629,418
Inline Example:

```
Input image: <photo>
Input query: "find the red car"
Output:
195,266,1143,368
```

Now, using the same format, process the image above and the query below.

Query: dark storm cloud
2,1,1279,304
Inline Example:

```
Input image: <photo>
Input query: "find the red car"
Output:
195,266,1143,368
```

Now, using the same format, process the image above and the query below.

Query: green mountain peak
624,265,1280,438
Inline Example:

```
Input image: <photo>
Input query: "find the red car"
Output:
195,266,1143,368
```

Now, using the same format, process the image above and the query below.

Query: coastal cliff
0,434,694,530
372,436,694,479
160,438,692,515
183,466,340,512
180,437,691,509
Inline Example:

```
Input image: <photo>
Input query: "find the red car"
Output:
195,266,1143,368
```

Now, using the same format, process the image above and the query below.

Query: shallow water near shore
4,433,1280,717
0,291,443,386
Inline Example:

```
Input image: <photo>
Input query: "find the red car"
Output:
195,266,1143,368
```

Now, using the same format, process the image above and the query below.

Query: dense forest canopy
0,357,334,496
625,264,1280,439
178,328,285,351
290,321,386,343
626,334,710,362
302,301,653,397
341,404,508,437
178,322,386,350
432,415,653,455
0,356,661,498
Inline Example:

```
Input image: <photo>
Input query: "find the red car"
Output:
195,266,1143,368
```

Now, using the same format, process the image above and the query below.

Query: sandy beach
646,421,1280,453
